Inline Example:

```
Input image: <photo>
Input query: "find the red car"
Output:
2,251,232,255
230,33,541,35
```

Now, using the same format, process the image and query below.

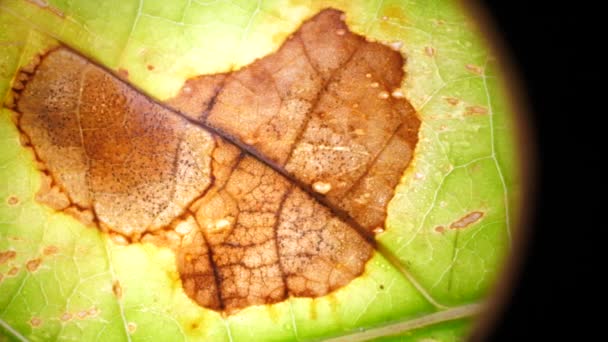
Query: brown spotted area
170,9,420,233
8,8,420,312
14,48,215,238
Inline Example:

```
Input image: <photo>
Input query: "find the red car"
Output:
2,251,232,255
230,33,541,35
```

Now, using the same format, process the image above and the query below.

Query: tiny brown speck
465,106,489,115
147,65,155,71
450,211,484,229
43,245,59,256
88,307,99,316
118,68,129,79
7,195,19,206
26,258,41,272
112,280,123,299
0,250,17,264
435,226,446,233
127,322,137,333
60,312,72,321
29,317,42,327
445,97,460,106
425,46,436,57
465,64,483,75
8,267,19,276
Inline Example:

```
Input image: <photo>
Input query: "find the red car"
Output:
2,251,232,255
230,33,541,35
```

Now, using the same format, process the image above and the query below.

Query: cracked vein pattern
7,9,422,312
170,9,420,233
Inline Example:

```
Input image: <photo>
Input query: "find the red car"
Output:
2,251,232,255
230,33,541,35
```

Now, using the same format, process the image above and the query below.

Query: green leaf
1,0,519,341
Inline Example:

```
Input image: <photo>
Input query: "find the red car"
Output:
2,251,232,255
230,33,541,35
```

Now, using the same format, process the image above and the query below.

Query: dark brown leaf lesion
5,8,419,313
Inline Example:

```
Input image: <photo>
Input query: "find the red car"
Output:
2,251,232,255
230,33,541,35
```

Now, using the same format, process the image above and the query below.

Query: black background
480,1,600,340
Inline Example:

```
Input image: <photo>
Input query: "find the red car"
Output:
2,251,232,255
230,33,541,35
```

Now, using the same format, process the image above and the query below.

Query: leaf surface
0,0,519,341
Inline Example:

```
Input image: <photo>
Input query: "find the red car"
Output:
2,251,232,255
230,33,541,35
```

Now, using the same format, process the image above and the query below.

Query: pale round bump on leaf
389,41,403,51
391,89,405,98
378,91,390,99
312,181,332,194
29,317,42,327
127,322,137,334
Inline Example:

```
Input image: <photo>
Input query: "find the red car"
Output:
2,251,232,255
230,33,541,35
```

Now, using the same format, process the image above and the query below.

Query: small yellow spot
6,195,19,206
312,181,332,194
378,91,390,99
391,89,405,98
381,15,389,21
372,227,385,234
354,128,365,136
352,103,359,108
365,73,372,78
335,29,346,36
370,82,379,88
127,322,137,334
29,317,42,327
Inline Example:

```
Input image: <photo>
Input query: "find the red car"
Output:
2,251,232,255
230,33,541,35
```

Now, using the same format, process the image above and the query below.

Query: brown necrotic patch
170,9,420,233
8,8,418,312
